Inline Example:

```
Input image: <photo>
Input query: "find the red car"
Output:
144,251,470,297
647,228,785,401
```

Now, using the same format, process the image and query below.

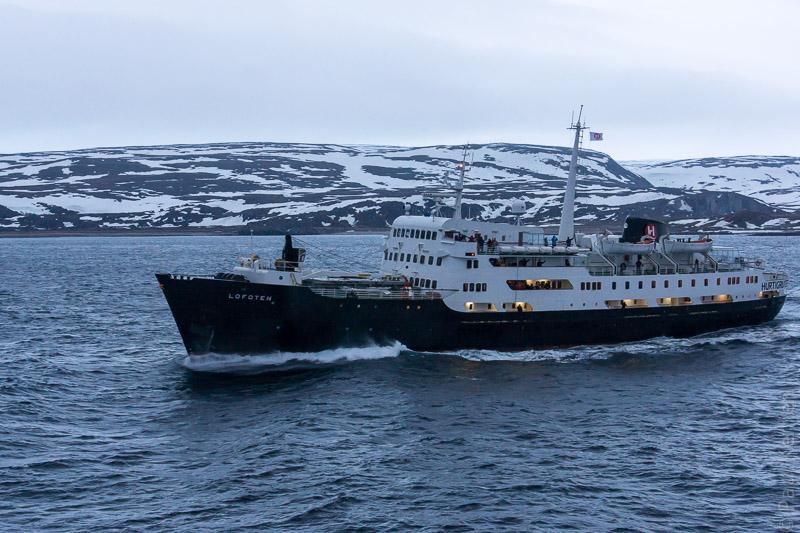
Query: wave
179,342,406,374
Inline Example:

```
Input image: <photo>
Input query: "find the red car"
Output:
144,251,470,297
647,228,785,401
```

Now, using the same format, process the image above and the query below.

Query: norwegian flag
589,132,603,141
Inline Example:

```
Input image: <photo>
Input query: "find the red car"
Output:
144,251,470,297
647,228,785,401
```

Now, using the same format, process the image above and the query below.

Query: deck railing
308,287,452,300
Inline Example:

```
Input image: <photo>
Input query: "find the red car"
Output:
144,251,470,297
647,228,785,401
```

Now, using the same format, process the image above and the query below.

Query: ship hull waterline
156,274,786,356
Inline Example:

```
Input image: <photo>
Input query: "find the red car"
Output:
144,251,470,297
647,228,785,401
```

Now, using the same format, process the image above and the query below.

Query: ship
156,109,788,355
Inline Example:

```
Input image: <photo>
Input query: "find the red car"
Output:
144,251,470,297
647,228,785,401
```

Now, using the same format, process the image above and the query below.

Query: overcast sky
2,0,798,159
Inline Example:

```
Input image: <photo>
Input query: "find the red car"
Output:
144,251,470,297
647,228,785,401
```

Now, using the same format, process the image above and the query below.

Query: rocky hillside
0,143,797,233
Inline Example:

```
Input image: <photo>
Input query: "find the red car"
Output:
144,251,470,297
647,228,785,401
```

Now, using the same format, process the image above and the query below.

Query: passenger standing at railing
620,262,627,274
635,258,643,274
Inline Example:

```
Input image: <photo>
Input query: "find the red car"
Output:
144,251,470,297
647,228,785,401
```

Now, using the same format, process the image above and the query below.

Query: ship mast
451,146,468,220
557,105,586,242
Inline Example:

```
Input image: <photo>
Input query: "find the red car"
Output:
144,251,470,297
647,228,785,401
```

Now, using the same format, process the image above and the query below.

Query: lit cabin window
606,299,648,309
702,294,732,303
657,297,692,306
507,279,572,290
503,302,533,312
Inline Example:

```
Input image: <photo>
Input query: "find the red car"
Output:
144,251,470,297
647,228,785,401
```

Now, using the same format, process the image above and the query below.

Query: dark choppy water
1,234,798,531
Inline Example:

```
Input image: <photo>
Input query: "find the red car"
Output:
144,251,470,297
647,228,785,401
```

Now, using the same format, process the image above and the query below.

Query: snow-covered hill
627,156,800,211
0,143,796,233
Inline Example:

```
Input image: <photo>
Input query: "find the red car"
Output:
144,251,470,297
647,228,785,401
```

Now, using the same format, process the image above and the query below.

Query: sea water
0,235,798,531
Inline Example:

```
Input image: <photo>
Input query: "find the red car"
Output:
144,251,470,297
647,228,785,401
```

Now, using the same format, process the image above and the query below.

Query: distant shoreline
2,227,798,238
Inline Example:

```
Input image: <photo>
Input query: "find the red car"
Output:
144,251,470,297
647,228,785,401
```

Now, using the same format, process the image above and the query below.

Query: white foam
180,342,405,373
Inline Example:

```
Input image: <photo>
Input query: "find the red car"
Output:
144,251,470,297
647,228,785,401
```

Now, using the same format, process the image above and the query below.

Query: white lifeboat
661,238,713,254
599,236,657,255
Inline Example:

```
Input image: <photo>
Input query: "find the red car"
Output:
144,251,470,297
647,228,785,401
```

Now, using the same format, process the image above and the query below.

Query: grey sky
2,0,798,159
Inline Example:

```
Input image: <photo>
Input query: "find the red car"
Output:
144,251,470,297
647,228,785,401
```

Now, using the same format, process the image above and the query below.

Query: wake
180,342,406,374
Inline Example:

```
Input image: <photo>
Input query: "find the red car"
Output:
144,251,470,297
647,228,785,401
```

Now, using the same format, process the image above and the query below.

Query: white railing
308,287,453,300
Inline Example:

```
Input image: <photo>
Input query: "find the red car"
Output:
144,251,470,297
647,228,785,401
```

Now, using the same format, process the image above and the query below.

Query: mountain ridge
1,142,797,234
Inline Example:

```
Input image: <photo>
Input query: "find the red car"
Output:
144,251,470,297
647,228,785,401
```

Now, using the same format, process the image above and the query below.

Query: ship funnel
557,106,585,242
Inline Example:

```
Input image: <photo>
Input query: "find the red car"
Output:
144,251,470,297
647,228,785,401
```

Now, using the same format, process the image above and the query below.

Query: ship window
508,279,573,290
384,250,388,260
503,302,533,312
704,279,709,286
419,255,425,264
467,260,472,269
625,281,630,290
651,280,656,289
432,232,437,241
469,283,475,292
717,278,721,286
463,283,468,292
664,280,669,288
755,276,759,283
691,279,696,287
428,256,434,265
474,260,479,269
401,253,406,262
432,280,437,289
612,282,617,290
580,282,585,290
678,280,683,288
638,281,643,289
425,279,431,288
413,254,418,263
437,257,443,266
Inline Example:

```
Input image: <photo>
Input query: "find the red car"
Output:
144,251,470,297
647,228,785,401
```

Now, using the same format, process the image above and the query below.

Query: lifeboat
599,236,657,255
661,238,713,254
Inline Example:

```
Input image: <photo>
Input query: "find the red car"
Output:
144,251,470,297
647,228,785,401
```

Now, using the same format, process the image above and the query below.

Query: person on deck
551,235,557,248
566,236,573,247
635,258,643,274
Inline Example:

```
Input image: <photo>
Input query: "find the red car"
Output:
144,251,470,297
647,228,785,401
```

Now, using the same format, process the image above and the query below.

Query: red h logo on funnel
645,223,657,238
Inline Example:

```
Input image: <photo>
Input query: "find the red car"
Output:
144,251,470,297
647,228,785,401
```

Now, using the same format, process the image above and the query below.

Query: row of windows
466,259,479,269
393,227,437,241
606,276,759,291
463,282,488,292
410,277,437,289
384,250,444,266
506,279,570,290
581,282,602,291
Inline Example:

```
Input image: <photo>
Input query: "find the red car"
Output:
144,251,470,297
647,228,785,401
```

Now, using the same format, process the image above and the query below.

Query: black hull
156,274,786,355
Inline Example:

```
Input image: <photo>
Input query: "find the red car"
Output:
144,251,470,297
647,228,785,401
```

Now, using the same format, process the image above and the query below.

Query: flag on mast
589,132,603,141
